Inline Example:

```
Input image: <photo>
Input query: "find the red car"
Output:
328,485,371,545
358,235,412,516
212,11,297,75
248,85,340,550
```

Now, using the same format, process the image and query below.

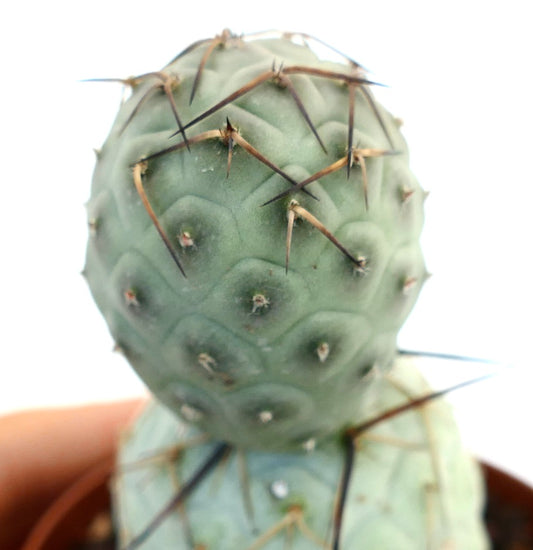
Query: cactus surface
114,358,488,549
85,31,427,450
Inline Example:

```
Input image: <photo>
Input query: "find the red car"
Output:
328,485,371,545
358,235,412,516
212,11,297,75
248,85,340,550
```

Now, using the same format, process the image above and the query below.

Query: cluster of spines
88,30,427,405
88,30,411,281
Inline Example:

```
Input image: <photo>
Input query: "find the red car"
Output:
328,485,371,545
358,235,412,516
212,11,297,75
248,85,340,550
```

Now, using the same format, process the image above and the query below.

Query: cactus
85,30,427,451
84,30,488,548
114,358,488,549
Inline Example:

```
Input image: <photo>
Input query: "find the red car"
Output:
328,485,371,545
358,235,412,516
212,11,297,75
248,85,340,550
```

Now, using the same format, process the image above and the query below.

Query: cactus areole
84,30,427,451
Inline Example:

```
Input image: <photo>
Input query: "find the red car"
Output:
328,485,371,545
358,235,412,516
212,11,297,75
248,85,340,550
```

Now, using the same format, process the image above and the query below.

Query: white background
1,1,532,485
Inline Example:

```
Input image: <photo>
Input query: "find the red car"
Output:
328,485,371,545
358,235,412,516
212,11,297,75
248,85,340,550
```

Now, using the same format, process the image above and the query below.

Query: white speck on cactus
353,255,368,275
258,410,274,423
112,342,124,355
251,293,270,314
401,185,415,202
269,479,289,499
180,403,203,422
197,352,217,374
123,289,139,307
402,276,418,295
177,230,194,248
88,218,98,236
316,342,330,363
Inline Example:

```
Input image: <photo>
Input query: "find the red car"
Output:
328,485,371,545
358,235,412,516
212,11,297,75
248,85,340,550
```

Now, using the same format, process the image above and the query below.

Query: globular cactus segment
85,30,427,450
114,358,489,550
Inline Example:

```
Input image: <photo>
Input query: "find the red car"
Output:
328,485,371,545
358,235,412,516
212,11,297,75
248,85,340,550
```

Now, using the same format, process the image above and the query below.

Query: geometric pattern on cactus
85,30,428,449
114,359,488,549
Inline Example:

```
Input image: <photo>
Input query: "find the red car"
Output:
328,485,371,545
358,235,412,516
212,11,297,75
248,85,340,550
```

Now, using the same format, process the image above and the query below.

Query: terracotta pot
481,462,533,549
21,460,533,549
20,457,115,550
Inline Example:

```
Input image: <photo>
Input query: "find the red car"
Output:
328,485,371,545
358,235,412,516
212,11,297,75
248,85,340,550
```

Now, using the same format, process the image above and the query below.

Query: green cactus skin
85,31,427,450
114,358,488,550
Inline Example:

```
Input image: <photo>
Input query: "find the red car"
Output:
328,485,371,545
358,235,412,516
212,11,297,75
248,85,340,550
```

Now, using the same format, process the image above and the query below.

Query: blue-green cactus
114,358,488,549
85,31,427,450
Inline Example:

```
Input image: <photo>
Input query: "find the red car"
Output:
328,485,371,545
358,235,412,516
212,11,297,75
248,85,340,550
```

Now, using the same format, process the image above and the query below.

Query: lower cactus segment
113,358,488,549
